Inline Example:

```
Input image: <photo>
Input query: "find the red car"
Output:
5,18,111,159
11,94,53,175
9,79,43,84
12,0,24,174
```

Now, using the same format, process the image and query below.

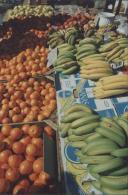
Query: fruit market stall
0,2,128,195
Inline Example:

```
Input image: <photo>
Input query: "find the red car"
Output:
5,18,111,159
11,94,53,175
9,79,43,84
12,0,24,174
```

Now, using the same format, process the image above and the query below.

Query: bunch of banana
60,103,128,194
65,27,81,46
76,37,98,61
48,30,65,49
99,38,128,64
60,103,100,146
53,43,79,75
76,115,128,194
79,58,113,81
93,75,128,99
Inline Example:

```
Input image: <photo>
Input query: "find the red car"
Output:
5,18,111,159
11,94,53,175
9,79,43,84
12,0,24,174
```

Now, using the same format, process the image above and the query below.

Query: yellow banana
107,46,121,59
102,82,128,90
80,69,112,75
109,50,124,61
81,63,110,70
94,89,128,99
82,60,108,66
100,75,128,84
81,73,112,80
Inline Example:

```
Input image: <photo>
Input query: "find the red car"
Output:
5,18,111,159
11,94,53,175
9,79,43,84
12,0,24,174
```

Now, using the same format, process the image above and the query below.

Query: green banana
79,38,97,46
99,42,118,53
116,118,128,137
76,50,96,60
91,181,101,191
86,140,119,156
99,121,125,139
87,166,100,179
80,155,114,165
62,66,78,75
96,127,126,147
65,103,92,114
77,44,96,54
111,148,128,157
63,61,78,70
68,35,76,45
61,111,89,123
101,118,124,133
85,133,102,143
102,187,128,195
57,43,72,49
50,40,58,49
60,123,70,138
68,134,90,142
71,115,99,129
109,50,124,61
109,165,128,176
107,46,121,59
77,48,96,56
56,68,64,73
100,175,128,189
88,158,125,174
58,47,74,53
119,43,128,49
75,150,85,158
57,53,75,60
82,53,105,60
55,58,73,67
70,141,86,149
68,128,73,136
73,122,99,136
56,61,77,70
116,38,128,44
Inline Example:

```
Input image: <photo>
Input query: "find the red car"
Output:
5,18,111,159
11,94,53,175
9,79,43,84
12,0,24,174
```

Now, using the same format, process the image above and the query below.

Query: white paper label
47,48,57,67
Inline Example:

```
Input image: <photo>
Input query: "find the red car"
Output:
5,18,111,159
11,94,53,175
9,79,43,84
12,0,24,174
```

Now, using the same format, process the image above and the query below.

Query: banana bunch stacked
60,103,128,194
60,103,100,143
79,58,113,81
78,116,128,195
99,38,128,64
65,27,81,46
53,44,79,75
48,30,65,49
93,75,128,99
76,37,98,61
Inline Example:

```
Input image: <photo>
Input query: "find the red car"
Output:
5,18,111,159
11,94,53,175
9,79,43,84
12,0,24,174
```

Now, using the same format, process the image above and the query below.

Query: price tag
110,61,124,71
47,48,57,67
104,33,111,43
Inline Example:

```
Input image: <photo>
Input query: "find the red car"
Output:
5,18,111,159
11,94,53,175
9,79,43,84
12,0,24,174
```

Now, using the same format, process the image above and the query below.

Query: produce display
48,27,82,49
8,5,54,20
93,75,128,99
0,124,55,194
53,43,79,74
99,38,128,64
79,57,113,80
62,13,93,29
0,46,49,81
0,4,128,195
48,30,65,49
65,27,82,45
0,78,56,124
60,103,128,194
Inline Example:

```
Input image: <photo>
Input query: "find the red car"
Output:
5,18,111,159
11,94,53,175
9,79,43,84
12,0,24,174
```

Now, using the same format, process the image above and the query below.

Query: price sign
47,48,57,67
104,33,111,43
110,61,124,73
